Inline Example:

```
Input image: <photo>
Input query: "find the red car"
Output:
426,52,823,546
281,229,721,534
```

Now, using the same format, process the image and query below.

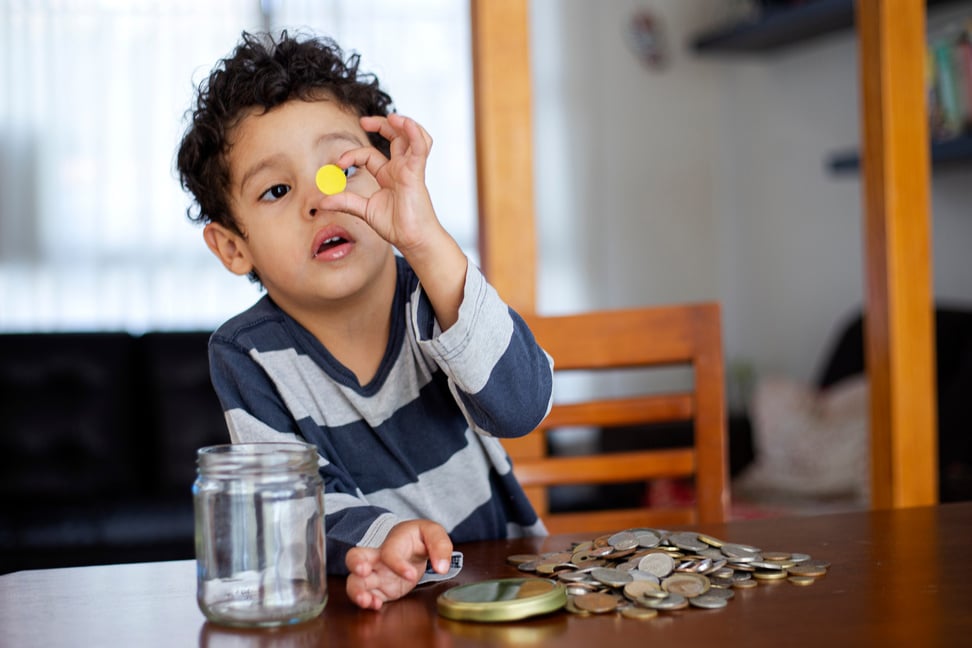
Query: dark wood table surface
2,502,971,647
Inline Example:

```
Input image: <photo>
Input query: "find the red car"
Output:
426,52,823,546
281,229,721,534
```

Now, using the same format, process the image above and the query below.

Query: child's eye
344,165,358,179
259,184,291,202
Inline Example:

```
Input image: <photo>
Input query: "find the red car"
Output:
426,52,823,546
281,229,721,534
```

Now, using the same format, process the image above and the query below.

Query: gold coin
762,551,792,562
621,606,659,620
564,597,592,616
662,572,710,598
506,553,538,566
753,570,787,582
787,575,816,586
733,578,758,589
573,592,620,614
624,580,662,601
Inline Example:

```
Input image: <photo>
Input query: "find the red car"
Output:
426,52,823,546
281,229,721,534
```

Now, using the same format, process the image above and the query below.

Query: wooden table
2,502,971,647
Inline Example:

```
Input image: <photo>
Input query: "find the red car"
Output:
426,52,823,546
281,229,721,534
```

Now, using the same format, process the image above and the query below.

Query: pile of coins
507,528,830,619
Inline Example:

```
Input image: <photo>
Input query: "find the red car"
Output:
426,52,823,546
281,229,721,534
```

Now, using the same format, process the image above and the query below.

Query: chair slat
514,449,695,486
542,394,693,429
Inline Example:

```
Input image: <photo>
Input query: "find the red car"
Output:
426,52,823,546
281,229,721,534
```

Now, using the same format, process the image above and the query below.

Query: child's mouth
311,226,354,260
316,236,347,255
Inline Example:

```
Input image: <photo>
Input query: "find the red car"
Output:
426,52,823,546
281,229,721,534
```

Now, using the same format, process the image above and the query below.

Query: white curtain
0,0,475,332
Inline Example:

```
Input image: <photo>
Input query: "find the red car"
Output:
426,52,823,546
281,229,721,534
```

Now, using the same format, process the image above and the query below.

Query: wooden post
855,0,938,508
470,0,537,313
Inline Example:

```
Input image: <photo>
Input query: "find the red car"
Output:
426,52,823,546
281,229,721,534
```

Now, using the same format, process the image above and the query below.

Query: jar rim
197,442,318,474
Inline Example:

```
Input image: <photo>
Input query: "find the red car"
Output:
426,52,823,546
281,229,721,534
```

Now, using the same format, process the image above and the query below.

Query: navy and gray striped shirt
209,256,552,573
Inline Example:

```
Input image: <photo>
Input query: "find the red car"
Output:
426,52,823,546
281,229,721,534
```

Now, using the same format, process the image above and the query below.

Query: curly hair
176,31,394,234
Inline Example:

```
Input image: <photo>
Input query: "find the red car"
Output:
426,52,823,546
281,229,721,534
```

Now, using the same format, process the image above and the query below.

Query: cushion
735,375,869,499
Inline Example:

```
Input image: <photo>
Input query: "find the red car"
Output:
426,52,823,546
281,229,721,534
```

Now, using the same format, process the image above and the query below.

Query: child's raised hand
345,518,453,610
325,113,440,255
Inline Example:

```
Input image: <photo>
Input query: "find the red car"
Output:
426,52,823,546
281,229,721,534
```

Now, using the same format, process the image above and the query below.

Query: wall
530,0,972,403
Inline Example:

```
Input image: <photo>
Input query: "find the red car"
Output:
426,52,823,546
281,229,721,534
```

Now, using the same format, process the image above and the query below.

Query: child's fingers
317,189,371,222
361,114,432,158
345,546,379,576
336,146,389,184
420,522,454,573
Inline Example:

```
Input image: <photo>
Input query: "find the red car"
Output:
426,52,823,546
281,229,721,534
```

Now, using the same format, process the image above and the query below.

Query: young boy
176,31,552,610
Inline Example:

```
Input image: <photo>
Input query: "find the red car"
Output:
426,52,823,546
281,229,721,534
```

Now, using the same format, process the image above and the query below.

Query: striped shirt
209,256,552,574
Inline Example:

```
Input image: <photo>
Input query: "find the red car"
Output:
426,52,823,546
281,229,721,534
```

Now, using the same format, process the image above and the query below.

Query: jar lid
436,578,566,622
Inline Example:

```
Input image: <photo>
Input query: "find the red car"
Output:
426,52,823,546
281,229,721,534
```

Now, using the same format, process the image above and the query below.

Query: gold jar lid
436,578,567,622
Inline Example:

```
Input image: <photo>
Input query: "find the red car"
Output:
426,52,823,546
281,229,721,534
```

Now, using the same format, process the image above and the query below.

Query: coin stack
506,528,830,619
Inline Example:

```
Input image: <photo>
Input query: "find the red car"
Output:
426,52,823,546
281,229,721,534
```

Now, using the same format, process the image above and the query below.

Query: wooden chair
506,302,729,534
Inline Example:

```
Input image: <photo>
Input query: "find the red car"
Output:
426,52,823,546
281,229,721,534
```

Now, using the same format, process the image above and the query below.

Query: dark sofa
0,331,227,574
815,304,972,502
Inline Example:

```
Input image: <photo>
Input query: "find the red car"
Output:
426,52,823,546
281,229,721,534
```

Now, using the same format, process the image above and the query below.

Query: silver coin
721,542,762,559
670,531,708,552
638,552,675,578
689,593,728,609
608,531,639,551
701,587,734,600
635,531,661,548
627,569,660,584
643,593,688,610
558,569,593,582
591,567,633,588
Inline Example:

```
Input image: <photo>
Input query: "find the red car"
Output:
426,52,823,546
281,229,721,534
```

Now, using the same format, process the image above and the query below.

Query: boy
176,31,552,610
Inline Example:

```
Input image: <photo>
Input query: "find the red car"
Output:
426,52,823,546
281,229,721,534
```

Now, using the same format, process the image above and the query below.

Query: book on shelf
928,21,972,141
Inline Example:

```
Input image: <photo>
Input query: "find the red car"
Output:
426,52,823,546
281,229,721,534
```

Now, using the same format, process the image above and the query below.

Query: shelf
692,0,964,54
827,134,972,173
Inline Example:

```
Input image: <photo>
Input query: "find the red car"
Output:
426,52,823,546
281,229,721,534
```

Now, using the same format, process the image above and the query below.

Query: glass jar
193,443,327,627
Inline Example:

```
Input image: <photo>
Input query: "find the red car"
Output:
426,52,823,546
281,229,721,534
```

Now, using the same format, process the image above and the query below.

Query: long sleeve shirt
208,256,552,573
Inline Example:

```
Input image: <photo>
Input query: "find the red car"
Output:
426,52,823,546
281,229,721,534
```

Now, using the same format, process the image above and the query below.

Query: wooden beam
855,0,937,508
470,0,536,313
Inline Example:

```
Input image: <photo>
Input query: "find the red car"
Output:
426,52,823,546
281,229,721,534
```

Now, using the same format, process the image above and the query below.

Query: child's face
213,98,394,313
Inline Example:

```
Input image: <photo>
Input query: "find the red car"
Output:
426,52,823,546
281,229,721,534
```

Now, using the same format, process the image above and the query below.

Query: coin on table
564,597,592,616
621,606,659,620
638,552,675,578
701,587,734,601
788,575,817,586
689,593,729,609
643,593,688,611
762,551,792,562
733,578,758,590
788,563,827,578
573,592,620,614
506,554,538,566
662,572,710,598
753,569,787,582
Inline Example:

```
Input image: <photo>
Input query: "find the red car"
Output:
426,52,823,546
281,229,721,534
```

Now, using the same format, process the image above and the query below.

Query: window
0,0,476,331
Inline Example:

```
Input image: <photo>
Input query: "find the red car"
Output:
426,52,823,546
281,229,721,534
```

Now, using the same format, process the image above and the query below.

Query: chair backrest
506,302,729,534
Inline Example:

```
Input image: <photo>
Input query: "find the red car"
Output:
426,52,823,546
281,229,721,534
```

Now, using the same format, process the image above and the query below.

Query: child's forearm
400,224,468,331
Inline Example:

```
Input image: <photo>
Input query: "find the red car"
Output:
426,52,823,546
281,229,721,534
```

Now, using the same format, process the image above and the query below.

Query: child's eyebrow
316,131,365,149
237,131,365,193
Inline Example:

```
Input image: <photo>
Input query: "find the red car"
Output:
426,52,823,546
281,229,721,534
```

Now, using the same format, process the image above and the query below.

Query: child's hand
345,519,453,610
326,113,440,256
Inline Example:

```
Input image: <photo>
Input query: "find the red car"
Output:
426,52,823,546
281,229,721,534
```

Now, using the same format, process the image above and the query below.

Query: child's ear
203,222,254,277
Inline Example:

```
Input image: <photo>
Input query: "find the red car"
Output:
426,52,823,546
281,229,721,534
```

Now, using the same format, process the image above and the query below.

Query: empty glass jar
193,442,327,627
